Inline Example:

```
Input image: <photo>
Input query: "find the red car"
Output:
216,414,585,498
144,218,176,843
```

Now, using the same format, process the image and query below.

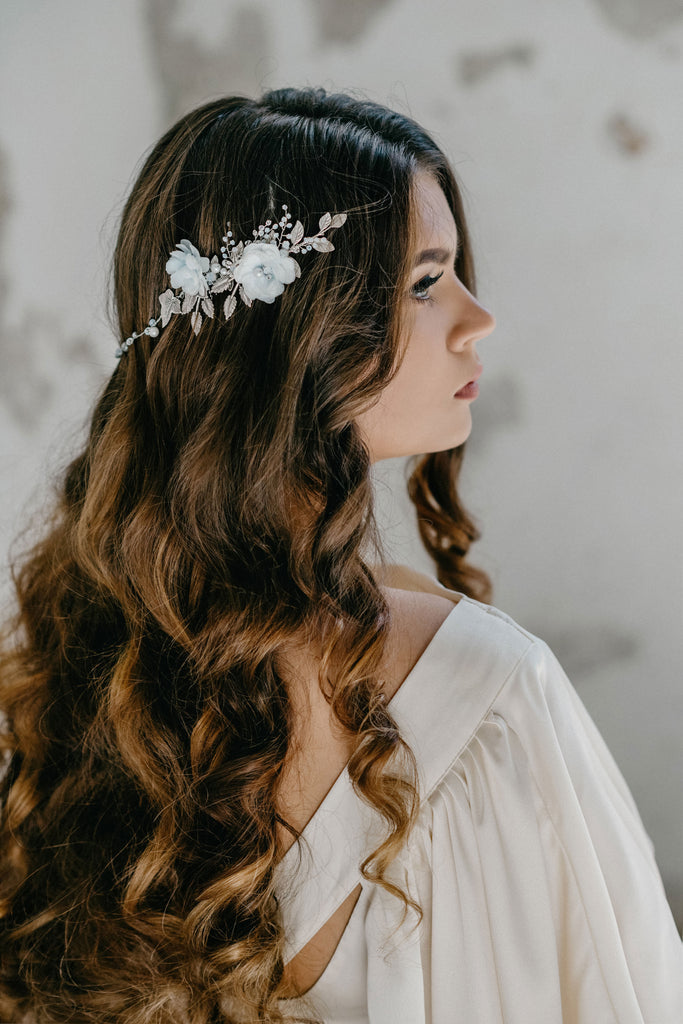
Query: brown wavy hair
0,89,491,1023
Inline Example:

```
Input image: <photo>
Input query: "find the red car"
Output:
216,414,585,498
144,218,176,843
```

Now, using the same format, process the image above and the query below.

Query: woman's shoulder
376,562,541,686
377,569,460,703
379,568,644,840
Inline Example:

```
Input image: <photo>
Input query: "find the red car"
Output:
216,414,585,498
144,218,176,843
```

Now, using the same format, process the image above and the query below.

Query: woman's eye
411,270,444,302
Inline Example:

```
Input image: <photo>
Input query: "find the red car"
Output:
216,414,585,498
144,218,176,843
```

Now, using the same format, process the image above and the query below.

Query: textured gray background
1,0,682,925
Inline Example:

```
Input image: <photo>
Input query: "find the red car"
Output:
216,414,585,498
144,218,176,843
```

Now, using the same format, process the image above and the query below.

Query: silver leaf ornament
159,289,181,328
311,237,334,252
210,272,233,294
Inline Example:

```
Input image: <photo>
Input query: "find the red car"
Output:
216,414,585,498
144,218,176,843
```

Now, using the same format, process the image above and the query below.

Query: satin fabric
277,592,683,1023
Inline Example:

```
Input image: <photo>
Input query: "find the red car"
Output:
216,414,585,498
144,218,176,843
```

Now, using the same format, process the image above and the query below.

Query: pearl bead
147,326,160,338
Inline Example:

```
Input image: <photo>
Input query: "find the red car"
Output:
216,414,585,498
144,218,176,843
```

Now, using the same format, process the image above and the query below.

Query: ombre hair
0,88,490,1023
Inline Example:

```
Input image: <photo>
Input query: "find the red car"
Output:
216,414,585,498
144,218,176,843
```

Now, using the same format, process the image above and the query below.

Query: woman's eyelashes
411,270,444,302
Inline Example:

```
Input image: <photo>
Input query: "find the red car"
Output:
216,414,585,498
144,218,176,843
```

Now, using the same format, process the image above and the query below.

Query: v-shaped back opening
275,595,481,963
278,592,465,867
278,882,366,1001
276,587,464,996
275,594,530,964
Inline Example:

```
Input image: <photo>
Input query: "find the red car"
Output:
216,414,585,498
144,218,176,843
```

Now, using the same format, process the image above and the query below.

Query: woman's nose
477,303,496,339
449,288,496,350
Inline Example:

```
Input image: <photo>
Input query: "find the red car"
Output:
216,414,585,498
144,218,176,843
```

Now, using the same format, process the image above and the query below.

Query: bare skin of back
275,583,458,999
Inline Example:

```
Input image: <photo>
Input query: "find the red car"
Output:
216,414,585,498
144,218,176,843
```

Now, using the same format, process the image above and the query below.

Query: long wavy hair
0,88,491,1023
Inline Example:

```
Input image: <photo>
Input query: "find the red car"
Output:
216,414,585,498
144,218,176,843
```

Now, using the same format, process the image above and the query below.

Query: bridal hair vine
115,206,347,358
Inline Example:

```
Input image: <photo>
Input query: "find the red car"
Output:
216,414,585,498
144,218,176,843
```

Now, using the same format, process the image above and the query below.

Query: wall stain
0,148,49,431
606,112,650,155
540,624,639,680
144,0,271,122
0,310,93,433
457,43,536,86
0,147,93,432
308,0,396,44
590,0,683,36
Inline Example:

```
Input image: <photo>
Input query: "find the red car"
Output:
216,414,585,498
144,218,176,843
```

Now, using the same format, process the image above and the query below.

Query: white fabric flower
231,242,299,303
166,240,211,297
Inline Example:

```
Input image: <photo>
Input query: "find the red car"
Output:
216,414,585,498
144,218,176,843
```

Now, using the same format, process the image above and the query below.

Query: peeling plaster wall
1,0,682,925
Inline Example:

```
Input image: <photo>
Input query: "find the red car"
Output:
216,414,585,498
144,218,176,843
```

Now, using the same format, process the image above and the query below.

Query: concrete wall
1,0,681,924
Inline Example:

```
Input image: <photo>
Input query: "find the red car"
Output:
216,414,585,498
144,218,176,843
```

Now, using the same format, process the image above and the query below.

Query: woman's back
275,580,458,998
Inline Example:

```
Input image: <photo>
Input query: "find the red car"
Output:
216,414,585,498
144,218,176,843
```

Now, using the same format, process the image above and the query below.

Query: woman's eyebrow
413,241,460,267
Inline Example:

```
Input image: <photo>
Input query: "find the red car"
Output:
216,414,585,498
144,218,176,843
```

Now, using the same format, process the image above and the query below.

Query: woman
0,88,680,1024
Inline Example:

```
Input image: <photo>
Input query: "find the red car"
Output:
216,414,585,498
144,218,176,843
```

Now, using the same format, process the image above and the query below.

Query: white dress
275,589,683,1023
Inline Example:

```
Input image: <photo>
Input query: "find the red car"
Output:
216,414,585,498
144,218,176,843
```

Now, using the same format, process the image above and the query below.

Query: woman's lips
454,380,479,399
454,366,482,399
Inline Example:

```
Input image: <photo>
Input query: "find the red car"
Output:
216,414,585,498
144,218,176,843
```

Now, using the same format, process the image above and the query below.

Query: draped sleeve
366,615,683,1024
